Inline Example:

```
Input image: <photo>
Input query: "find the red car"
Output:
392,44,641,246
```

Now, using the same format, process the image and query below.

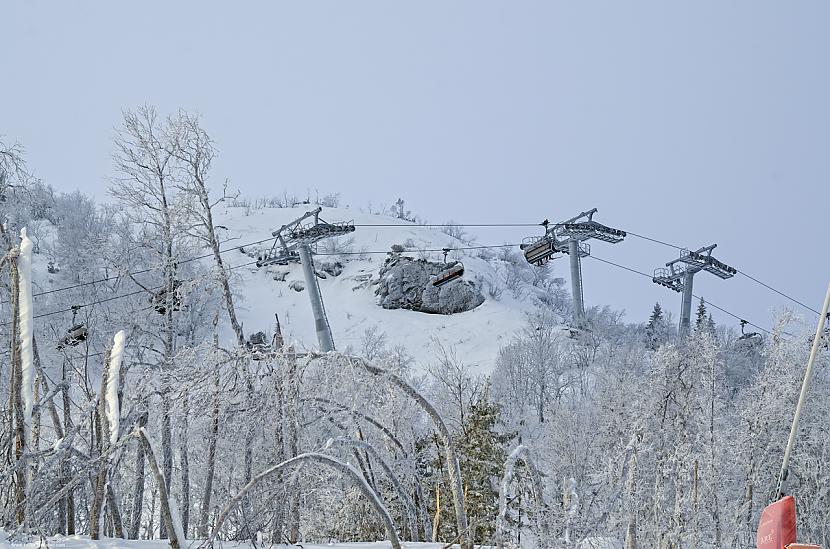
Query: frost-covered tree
492,310,567,427
695,297,708,330
171,110,245,347
110,105,193,539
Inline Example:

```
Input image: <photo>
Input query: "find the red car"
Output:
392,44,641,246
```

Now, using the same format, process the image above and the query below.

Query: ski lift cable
621,229,820,316
27,218,817,319
24,208,819,314
31,235,275,298
352,223,541,227
7,241,520,326
66,305,159,359
1,259,261,326
586,254,775,336
733,270,821,316
623,230,684,250
11,212,817,327
314,243,521,256
22,240,520,317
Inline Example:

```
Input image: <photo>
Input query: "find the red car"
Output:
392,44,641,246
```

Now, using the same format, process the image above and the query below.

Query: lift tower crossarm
257,207,356,267
652,244,736,336
256,208,321,267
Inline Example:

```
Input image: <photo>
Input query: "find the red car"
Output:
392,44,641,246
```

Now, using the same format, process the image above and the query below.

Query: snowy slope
214,205,533,372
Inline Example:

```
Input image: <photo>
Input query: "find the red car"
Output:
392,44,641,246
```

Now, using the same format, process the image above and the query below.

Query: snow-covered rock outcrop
374,254,484,314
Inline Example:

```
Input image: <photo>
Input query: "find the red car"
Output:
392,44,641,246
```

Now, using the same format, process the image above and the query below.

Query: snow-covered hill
214,205,540,372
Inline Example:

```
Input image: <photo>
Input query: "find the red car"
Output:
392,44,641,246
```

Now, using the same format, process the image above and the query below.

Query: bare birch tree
111,106,184,538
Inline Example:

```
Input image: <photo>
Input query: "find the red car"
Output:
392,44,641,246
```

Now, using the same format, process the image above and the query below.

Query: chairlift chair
257,251,298,267
737,319,761,341
152,279,183,315
58,324,88,350
433,248,465,287
433,263,464,287
735,320,762,354
807,313,830,350
246,331,276,361
521,236,556,266
58,305,88,350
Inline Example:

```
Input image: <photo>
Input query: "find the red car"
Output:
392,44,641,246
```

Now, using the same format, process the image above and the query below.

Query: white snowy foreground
0,533,621,549
0,537,437,549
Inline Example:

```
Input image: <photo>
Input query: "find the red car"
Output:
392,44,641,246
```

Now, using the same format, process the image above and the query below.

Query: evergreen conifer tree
455,397,510,542
695,297,708,330
645,302,666,350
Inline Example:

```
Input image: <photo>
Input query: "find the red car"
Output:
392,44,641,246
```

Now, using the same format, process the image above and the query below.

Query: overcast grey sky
4,1,828,330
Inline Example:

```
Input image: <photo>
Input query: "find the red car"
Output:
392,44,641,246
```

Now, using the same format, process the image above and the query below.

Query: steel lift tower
522,208,626,328
257,208,355,352
652,244,736,336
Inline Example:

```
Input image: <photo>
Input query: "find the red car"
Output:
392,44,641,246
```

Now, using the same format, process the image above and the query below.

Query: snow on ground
215,205,532,373
1,533,428,548
0,533,621,549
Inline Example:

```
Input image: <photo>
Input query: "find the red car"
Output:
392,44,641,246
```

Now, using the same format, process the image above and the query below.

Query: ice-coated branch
303,396,406,453
496,444,545,547
18,228,35,448
137,427,183,549
106,331,126,445
317,352,470,549
204,452,401,549
325,436,423,541
11,425,137,539
579,431,638,546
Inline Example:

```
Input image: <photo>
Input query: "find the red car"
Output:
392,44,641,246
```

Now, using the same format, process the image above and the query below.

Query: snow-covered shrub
319,192,341,207
475,274,503,301
317,235,354,256
289,280,305,292
440,221,475,245
318,259,344,277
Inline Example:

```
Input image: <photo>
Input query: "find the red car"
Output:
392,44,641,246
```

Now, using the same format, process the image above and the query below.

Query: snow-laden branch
496,444,546,547
11,424,140,540
106,331,126,445
137,427,183,549
302,396,407,453
18,228,35,448
579,431,638,546
317,352,471,549
325,436,424,541
204,452,401,549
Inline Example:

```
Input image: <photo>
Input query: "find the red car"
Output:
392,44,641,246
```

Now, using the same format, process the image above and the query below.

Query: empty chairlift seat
433,263,464,287
152,280,183,315
58,324,88,350
521,237,556,266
